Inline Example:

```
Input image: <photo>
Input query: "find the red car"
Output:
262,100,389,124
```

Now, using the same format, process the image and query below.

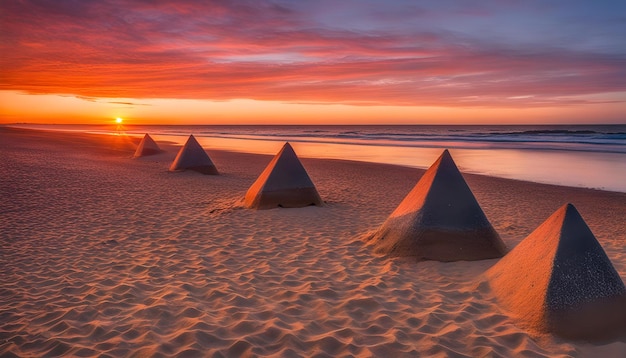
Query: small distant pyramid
133,134,161,158
244,142,323,209
368,149,506,261
485,204,626,339
169,135,218,175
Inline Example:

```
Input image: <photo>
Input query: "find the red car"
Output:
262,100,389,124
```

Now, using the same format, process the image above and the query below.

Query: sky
1,0,625,125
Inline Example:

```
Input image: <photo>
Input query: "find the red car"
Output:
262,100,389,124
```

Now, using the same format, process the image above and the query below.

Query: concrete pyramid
368,149,506,261
485,203,626,339
244,142,323,209
133,133,161,158
169,135,218,175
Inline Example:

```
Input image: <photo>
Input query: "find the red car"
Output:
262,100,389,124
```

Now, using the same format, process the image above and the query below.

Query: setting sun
115,117,123,124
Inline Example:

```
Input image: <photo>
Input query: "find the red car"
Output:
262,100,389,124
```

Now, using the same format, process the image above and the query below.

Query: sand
1,126,625,357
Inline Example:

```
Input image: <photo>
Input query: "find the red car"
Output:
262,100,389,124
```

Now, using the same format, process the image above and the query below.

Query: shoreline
5,124,626,193
1,126,625,356
2,126,625,260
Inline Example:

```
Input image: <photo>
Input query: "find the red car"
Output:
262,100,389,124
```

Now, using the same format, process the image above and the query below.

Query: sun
115,117,123,124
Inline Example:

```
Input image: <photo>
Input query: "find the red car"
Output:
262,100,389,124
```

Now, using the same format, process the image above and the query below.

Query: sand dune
1,127,625,357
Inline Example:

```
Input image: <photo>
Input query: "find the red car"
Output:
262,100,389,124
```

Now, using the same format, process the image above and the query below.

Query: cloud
1,0,625,107
107,101,150,106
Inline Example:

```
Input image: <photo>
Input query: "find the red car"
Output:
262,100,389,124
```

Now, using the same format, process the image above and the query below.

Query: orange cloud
1,0,625,118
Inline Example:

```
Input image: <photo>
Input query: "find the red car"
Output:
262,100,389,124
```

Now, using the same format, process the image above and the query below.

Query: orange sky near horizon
1,1,625,125
1,90,625,125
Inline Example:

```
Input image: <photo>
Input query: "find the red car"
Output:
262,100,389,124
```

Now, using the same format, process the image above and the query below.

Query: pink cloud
1,0,625,107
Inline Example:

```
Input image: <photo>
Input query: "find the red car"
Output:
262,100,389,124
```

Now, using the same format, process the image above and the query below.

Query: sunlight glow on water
151,133,626,193
10,124,626,192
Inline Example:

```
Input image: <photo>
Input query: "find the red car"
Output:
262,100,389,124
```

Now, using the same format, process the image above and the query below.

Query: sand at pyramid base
485,278,626,340
170,165,218,175
546,296,626,340
370,221,504,261
135,148,161,157
245,187,323,209
486,278,626,340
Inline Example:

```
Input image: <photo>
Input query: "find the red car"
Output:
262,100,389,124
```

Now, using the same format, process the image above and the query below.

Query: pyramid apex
563,202,577,213
187,134,200,144
555,203,582,224
553,202,572,210
436,148,456,167
544,203,586,235
279,142,297,156
426,149,458,177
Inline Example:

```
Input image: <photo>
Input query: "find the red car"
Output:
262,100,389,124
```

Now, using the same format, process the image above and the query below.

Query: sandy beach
1,126,625,357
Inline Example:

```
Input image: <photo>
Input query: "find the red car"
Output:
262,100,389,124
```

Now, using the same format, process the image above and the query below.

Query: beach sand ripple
1,128,625,357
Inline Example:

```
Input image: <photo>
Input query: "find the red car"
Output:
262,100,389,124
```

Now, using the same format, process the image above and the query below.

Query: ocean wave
496,129,626,136
112,124,626,154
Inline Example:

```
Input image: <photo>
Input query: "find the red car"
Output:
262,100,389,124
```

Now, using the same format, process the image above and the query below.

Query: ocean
11,124,626,192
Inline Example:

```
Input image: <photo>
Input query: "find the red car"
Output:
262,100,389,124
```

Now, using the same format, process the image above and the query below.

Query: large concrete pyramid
133,133,161,158
368,149,506,261
244,142,323,209
169,135,218,175
485,203,626,339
